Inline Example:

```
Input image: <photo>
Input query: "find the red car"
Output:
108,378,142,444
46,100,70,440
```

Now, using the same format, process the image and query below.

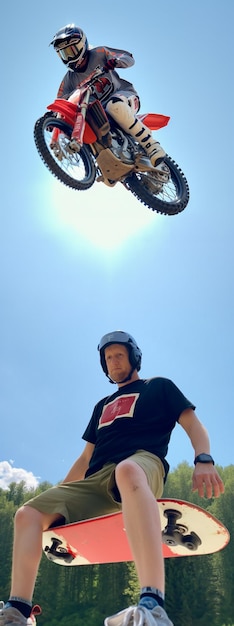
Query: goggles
56,43,83,62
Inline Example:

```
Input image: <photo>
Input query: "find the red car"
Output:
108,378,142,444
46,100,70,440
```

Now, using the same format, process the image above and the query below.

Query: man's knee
115,459,147,491
108,96,124,105
14,505,59,532
106,95,138,131
106,96,127,117
14,505,42,527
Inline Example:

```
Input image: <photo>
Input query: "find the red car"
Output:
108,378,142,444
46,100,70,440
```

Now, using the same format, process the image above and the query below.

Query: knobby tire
34,113,96,191
125,155,190,216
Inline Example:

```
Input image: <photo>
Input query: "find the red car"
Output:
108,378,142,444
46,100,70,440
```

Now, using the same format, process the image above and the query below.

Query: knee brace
106,96,136,131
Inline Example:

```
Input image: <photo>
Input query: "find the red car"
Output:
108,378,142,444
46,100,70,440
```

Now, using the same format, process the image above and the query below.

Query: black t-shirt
83,377,195,479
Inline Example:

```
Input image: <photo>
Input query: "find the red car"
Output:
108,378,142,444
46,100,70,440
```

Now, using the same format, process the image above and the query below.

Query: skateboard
42,498,229,566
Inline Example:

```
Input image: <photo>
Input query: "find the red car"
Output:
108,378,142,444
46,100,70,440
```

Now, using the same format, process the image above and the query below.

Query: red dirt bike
34,66,189,216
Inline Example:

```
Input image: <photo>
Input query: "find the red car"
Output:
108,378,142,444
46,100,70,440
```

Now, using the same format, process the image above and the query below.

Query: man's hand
92,77,110,94
192,463,225,498
103,58,118,72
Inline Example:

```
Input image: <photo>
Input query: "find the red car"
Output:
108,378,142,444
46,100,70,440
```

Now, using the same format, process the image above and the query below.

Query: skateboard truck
44,538,75,564
162,509,202,551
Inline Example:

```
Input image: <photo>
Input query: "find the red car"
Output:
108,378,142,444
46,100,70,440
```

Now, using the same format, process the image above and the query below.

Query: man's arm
100,46,135,70
62,441,95,483
178,408,225,498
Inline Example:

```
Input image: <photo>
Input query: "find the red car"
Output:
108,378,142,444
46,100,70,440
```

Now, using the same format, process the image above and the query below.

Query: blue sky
1,0,233,490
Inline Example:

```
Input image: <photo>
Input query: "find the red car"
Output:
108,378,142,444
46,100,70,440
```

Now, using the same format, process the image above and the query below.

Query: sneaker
0,604,27,626
104,606,135,626
27,605,41,626
138,605,173,626
105,605,173,626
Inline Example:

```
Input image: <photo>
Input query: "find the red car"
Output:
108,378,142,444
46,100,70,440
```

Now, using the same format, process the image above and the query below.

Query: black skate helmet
50,24,89,70
98,331,142,382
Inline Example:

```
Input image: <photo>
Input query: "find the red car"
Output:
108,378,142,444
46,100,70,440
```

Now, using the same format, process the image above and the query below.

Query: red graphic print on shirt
98,393,139,428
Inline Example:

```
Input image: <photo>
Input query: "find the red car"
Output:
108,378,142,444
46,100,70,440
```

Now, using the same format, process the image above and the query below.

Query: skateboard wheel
181,532,201,551
44,538,75,563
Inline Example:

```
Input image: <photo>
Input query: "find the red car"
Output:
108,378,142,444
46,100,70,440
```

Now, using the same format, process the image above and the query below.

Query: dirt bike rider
50,24,166,167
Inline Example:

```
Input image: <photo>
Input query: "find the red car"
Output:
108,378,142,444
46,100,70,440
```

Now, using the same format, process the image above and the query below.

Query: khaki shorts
25,450,165,524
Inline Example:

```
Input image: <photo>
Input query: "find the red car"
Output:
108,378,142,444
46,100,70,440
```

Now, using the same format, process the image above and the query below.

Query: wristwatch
194,453,215,465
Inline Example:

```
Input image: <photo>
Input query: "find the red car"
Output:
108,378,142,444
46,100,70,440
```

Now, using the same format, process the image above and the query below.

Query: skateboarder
0,331,224,626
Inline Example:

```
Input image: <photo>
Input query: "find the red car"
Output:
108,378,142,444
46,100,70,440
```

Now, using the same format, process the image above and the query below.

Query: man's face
104,343,132,384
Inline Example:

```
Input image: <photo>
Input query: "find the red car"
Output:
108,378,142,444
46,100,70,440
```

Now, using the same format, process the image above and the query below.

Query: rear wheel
125,155,190,215
34,113,96,190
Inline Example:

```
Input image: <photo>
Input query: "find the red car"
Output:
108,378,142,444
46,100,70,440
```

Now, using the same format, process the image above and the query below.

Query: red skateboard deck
42,498,229,566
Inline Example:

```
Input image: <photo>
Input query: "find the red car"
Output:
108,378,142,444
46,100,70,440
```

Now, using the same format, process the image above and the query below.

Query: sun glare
47,180,157,251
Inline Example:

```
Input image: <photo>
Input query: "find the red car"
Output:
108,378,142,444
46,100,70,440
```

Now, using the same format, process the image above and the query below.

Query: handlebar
67,66,108,105
75,65,105,90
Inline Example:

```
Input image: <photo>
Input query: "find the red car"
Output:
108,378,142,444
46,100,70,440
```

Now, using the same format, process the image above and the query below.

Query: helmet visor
56,43,83,62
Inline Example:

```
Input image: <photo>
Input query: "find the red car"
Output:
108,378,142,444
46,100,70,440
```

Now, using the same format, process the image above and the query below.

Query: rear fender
137,113,170,130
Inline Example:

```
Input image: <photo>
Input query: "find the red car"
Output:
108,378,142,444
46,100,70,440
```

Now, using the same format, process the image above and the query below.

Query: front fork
49,88,92,149
70,87,92,147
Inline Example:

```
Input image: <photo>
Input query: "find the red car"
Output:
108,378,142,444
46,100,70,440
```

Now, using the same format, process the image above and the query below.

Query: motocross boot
106,97,166,167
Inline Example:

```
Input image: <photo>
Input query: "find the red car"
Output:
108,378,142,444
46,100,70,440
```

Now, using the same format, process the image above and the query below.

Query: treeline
0,463,233,626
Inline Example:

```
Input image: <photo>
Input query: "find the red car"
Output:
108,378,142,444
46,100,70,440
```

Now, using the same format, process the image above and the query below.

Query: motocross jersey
56,46,138,104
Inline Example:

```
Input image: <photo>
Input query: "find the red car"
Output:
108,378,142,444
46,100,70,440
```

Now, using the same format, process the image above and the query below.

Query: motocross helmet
50,24,89,71
98,331,142,382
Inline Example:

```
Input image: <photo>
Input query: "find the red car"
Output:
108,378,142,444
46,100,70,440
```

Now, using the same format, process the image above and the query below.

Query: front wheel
125,156,190,216
34,112,97,190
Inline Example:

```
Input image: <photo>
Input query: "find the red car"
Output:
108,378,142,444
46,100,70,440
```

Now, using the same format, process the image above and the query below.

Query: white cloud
0,461,40,490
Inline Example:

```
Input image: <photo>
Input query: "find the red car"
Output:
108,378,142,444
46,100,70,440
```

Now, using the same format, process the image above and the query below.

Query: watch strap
194,453,215,465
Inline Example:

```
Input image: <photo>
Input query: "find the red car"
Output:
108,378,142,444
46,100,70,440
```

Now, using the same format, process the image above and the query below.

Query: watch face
196,454,214,464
